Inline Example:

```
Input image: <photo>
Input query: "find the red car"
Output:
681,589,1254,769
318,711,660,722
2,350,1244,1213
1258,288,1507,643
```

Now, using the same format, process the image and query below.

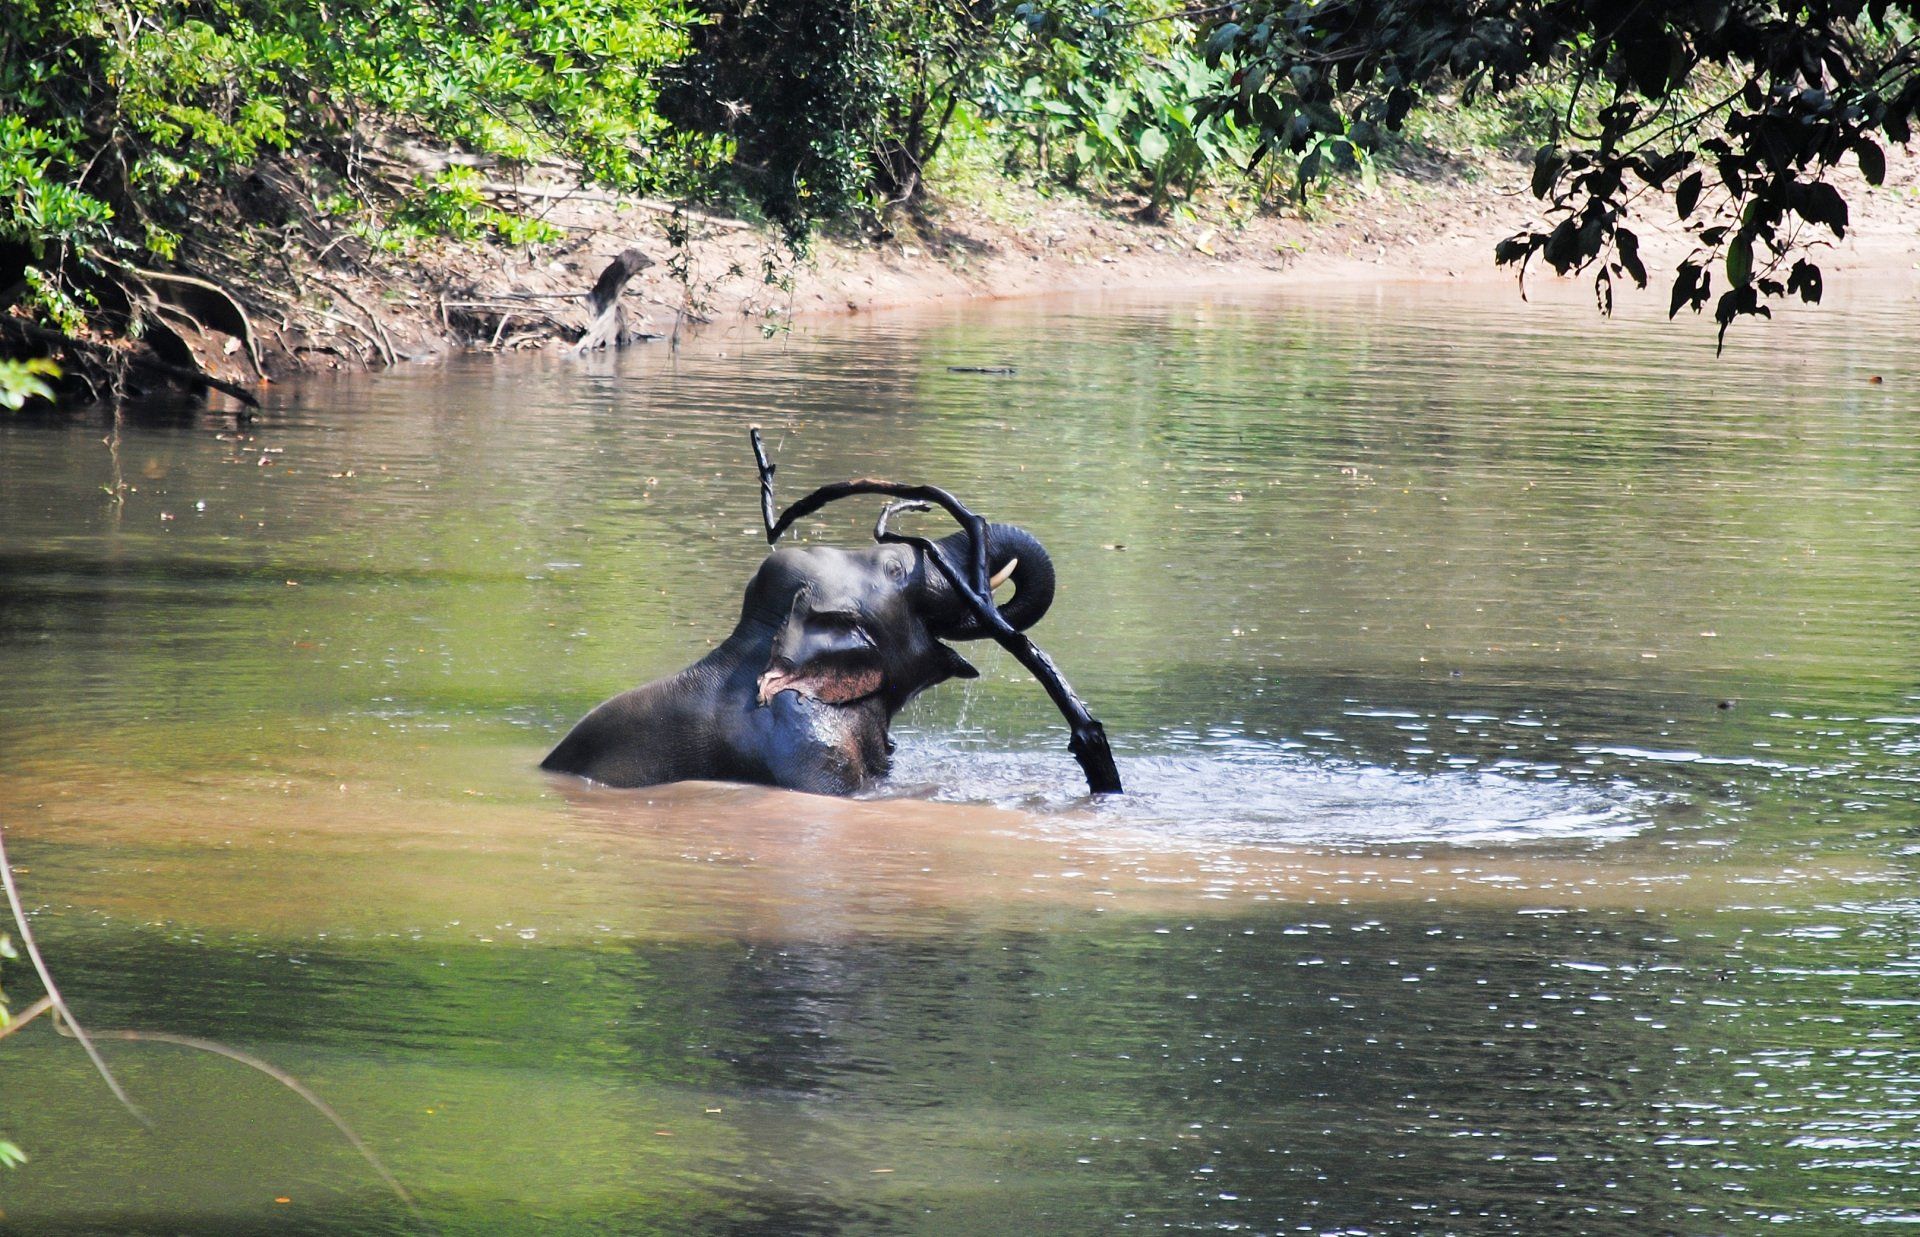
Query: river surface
2,281,1918,1234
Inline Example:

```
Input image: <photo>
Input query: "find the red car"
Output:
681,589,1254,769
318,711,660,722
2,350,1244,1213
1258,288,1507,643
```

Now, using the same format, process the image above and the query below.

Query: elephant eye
883,554,907,582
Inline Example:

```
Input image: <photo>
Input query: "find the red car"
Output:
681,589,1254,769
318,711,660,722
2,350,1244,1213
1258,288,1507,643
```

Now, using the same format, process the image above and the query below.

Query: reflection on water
2,280,1919,1233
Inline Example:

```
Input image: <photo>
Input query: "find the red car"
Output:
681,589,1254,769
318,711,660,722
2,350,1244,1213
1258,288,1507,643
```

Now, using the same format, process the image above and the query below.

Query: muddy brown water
2,282,1918,1234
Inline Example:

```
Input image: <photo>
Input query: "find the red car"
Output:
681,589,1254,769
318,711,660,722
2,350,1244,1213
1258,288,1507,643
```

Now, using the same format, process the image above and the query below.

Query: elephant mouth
755,652,885,708
758,600,886,709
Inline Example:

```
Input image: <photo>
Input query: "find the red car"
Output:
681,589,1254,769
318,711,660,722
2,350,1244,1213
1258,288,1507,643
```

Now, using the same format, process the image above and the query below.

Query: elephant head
745,522,1056,713
541,522,1056,794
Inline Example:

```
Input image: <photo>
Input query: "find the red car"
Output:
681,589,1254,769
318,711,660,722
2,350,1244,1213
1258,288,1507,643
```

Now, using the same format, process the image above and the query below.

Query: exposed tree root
2,318,261,408
3,246,272,407
0,131,791,407
102,259,267,377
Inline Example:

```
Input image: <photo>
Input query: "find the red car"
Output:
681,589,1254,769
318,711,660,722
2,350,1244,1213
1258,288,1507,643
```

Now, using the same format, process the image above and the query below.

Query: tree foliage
1,0,717,345
667,0,1037,232
1198,1,1920,343
990,4,1260,211
0,357,60,410
12,0,1906,391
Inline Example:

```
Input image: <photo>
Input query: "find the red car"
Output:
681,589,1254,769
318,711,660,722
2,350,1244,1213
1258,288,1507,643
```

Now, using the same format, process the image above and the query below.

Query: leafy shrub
664,0,889,233
394,169,566,247
988,4,1255,212
665,0,1009,234
1,0,715,340
1198,2,1920,340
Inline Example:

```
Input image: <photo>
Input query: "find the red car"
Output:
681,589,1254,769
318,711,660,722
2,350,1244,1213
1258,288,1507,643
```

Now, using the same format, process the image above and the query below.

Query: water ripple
886,734,1650,846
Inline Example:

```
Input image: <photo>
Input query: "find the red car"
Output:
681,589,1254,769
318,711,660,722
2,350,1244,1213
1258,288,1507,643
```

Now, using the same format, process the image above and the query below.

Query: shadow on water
11,845,1913,1234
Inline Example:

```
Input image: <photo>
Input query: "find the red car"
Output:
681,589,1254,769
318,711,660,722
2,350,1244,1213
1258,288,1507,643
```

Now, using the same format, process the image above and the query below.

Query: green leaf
1669,261,1704,318
1137,126,1170,166
1726,235,1753,288
1787,259,1824,304
1494,235,1533,266
1795,182,1849,238
1204,23,1241,68
0,358,60,411
1616,228,1646,288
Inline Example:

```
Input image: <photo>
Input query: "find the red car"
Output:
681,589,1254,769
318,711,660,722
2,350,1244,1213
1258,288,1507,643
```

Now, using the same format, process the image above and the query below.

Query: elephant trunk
927,522,1056,638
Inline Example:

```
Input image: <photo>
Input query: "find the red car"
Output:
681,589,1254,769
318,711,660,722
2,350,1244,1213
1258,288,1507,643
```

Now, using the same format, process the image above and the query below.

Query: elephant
540,522,1055,794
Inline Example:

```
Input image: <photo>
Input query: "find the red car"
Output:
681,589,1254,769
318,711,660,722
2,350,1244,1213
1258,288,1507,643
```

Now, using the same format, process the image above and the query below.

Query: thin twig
1105,2,1238,30
72,1026,423,1221
0,821,151,1126
0,820,425,1222
478,183,751,230
312,308,390,366
0,995,54,1041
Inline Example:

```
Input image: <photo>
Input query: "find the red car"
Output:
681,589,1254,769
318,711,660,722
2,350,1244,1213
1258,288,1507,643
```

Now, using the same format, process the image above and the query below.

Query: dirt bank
29,141,1920,404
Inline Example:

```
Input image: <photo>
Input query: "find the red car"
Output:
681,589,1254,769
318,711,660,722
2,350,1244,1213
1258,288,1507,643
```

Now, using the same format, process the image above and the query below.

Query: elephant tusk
989,558,1018,591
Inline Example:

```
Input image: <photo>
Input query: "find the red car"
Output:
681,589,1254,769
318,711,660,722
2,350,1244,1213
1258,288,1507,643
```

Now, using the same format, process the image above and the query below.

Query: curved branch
747,430,1122,794
0,820,150,1126
779,479,994,596
878,527,1121,795
72,1026,422,1220
751,427,992,595
100,258,267,378
1,818,420,1219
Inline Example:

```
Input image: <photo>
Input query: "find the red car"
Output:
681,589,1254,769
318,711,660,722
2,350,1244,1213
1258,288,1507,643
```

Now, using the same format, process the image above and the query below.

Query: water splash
883,732,1650,847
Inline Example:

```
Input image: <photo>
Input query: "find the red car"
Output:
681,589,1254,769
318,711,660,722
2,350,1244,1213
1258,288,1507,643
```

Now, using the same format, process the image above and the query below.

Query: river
2,282,1917,1234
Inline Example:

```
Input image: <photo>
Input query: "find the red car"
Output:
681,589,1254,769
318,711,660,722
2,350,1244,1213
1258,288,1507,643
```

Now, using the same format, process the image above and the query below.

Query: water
2,280,1918,1233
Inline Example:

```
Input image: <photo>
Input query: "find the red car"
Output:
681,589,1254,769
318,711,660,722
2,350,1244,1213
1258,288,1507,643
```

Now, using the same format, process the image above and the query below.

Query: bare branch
0,820,150,1126
747,431,1122,794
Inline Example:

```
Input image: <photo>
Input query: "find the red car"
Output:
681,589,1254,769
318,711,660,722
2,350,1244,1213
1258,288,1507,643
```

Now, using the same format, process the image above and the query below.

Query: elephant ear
756,591,885,706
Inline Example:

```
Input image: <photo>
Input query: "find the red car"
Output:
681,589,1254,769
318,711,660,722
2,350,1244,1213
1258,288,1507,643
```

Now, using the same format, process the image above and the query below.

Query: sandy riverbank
283,141,1920,371
43,141,1920,403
